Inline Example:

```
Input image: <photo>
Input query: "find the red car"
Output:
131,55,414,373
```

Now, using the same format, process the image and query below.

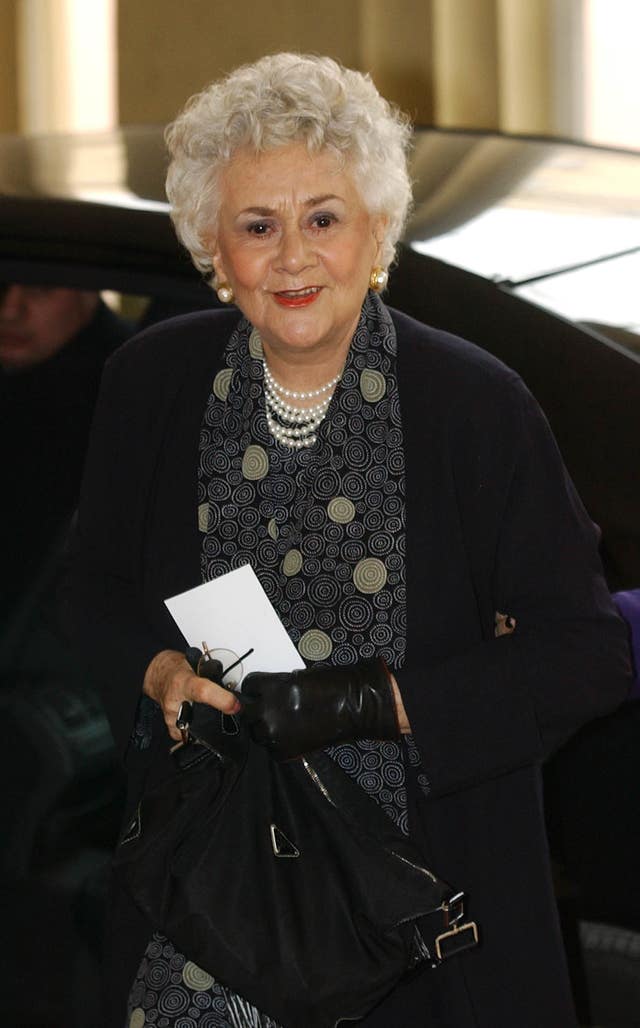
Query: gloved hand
240,657,399,760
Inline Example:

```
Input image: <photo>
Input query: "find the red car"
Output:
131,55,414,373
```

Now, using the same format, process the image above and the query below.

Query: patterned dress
126,293,429,1028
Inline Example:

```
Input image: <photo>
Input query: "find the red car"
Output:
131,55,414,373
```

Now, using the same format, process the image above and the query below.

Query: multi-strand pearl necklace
263,361,340,449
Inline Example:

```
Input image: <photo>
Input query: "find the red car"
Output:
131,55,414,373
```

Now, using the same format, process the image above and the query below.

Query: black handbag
114,702,478,1028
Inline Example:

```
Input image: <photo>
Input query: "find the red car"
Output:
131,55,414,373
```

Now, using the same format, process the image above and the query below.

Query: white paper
164,563,305,686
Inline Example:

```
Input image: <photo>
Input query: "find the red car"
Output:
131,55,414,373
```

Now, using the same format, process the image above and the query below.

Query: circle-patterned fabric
198,292,407,681
126,933,281,1027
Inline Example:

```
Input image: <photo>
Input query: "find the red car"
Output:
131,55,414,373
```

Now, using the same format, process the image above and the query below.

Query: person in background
0,283,132,633
0,284,134,1028
67,54,631,1028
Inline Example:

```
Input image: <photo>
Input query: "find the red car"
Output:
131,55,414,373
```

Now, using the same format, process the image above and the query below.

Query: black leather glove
240,657,399,760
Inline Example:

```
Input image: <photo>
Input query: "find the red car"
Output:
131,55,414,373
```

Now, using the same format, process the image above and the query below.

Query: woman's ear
208,243,226,284
372,214,389,262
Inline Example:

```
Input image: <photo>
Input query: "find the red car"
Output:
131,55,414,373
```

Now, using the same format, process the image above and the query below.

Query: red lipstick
273,288,321,308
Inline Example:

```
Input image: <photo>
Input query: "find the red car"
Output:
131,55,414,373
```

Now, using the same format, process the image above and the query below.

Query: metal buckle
435,921,479,961
434,893,479,961
442,891,466,928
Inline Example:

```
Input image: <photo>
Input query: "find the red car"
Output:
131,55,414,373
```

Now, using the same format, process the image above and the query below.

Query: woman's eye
247,222,271,236
312,213,336,230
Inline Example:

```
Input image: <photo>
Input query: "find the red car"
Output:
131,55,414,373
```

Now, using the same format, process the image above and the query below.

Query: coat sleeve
63,344,179,759
397,373,632,797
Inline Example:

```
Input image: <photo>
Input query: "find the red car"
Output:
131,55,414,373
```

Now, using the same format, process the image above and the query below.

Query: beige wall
3,1,560,141
118,1,558,136
0,0,18,131
118,0,363,125
360,0,434,124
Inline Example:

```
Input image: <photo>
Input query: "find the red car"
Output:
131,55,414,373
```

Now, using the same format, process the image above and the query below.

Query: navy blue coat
68,305,631,1027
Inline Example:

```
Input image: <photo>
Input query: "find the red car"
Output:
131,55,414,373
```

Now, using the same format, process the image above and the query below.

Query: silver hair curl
165,53,413,278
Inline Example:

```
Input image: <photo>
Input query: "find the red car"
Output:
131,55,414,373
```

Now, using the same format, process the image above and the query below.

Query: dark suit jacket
1,300,132,628
68,305,631,1027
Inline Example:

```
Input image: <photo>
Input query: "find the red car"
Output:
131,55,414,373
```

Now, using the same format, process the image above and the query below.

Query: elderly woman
68,54,630,1028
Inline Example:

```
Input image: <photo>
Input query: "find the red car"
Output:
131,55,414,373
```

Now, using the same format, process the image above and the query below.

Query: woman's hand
241,657,405,760
495,611,517,637
143,648,241,742
390,674,411,734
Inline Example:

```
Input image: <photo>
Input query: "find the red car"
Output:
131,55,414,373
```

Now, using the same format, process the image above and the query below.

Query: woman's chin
257,301,362,363
259,314,329,355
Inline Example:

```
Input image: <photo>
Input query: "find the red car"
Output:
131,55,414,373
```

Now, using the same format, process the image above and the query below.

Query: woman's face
209,144,386,369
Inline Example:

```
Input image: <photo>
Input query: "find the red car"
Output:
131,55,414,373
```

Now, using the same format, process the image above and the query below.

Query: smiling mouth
273,287,322,308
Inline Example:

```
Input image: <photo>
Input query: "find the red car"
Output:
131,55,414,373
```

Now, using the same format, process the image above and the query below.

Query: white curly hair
165,52,413,279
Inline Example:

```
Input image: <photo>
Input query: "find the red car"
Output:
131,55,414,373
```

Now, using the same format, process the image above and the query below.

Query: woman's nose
276,227,314,274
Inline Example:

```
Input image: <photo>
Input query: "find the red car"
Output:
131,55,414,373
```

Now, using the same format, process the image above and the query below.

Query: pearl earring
369,267,388,292
216,282,234,304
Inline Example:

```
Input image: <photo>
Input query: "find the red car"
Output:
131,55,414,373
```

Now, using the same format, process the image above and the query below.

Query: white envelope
164,563,305,686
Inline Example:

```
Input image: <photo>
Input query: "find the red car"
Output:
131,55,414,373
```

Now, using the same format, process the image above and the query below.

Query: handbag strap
303,749,479,964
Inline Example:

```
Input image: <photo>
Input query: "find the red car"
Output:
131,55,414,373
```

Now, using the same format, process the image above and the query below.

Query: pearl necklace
263,361,341,449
